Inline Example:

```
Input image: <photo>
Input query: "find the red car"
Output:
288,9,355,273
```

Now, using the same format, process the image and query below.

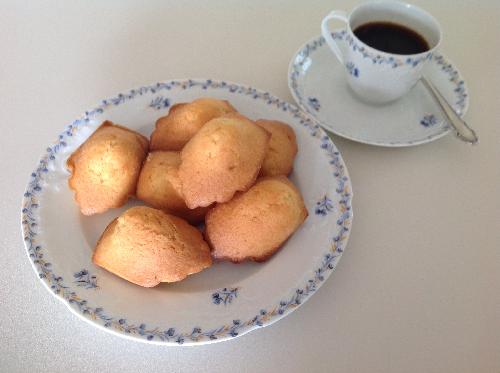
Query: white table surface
1,1,499,372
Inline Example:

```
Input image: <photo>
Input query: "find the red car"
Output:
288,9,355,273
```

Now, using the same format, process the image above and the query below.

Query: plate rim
288,32,470,147
21,78,353,345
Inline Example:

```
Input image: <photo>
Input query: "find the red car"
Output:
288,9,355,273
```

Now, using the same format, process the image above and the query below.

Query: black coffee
353,22,429,55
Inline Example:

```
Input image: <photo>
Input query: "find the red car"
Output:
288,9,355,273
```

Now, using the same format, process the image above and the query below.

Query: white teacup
321,1,442,104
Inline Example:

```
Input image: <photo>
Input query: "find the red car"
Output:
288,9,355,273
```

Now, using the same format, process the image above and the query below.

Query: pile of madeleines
66,98,308,287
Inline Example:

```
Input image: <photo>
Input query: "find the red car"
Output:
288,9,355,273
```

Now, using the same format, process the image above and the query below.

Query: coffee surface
353,22,430,55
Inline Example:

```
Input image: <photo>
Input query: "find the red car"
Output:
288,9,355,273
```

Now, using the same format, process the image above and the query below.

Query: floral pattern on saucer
420,114,438,127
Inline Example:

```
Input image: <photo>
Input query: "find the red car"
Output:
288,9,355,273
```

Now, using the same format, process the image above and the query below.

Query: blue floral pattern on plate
149,96,170,110
212,288,239,305
74,269,99,289
315,195,335,216
21,79,352,344
308,97,321,111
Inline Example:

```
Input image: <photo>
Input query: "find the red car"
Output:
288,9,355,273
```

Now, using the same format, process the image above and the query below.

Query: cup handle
321,10,349,64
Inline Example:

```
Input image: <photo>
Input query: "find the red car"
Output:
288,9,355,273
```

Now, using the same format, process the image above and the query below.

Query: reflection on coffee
353,22,429,55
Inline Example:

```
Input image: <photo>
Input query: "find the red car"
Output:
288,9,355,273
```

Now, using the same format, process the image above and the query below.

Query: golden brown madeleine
66,121,148,215
93,206,212,287
256,119,298,177
136,151,209,224
179,113,271,208
150,98,236,151
205,176,308,262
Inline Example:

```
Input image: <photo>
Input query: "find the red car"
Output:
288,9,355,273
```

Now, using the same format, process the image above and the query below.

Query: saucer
288,31,469,147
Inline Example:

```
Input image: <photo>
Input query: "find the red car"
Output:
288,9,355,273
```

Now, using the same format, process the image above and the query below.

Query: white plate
289,31,469,147
21,79,353,345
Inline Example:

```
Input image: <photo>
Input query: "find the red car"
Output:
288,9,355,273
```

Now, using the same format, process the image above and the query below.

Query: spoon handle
421,77,478,144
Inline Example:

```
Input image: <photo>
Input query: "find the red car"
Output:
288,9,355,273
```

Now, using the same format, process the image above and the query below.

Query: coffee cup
321,1,442,104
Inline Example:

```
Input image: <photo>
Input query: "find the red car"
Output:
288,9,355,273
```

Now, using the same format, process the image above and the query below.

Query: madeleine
256,119,298,177
136,151,208,223
93,206,212,287
205,176,308,262
178,113,270,208
150,98,236,151
66,121,148,215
